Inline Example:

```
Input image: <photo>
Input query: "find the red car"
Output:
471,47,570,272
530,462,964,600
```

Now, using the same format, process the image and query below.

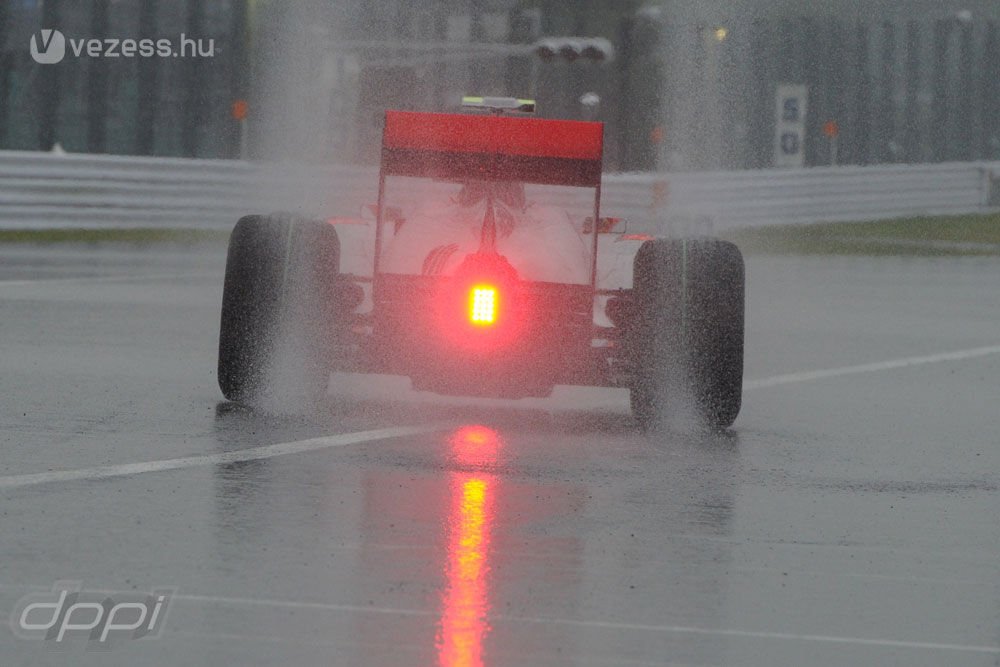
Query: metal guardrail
604,162,999,234
0,149,996,231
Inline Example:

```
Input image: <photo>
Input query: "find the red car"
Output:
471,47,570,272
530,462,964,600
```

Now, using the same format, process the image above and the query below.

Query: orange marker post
232,99,249,159
823,120,839,166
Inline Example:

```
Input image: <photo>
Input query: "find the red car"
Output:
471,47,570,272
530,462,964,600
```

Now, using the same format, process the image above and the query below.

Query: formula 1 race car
217,97,744,430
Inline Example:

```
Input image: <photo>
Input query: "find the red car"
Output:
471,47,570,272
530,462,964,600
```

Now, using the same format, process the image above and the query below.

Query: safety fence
0,149,997,232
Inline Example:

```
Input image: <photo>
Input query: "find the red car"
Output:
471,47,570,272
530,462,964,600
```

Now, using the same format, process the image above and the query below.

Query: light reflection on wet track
437,470,494,667
436,426,502,667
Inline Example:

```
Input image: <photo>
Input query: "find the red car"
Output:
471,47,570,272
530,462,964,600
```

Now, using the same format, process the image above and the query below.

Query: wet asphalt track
1,243,999,666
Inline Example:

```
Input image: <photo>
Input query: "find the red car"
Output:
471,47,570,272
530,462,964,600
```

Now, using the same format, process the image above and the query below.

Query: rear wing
381,110,603,187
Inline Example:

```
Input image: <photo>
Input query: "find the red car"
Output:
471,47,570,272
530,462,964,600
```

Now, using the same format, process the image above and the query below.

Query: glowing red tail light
469,285,498,325
436,252,520,348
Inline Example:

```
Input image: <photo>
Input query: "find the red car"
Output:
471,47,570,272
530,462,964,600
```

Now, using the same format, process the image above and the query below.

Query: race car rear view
217,98,745,430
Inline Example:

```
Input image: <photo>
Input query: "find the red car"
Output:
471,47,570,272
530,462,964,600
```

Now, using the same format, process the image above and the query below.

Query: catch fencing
0,149,997,232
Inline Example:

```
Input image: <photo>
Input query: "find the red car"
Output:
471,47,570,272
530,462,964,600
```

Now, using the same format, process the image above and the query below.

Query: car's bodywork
218,103,745,429
336,109,627,398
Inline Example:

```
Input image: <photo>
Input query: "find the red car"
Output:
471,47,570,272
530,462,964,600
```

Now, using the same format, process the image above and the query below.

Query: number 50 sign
774,84,808,168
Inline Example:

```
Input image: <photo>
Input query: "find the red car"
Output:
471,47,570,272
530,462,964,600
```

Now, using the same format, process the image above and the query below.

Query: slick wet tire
628,237,745,431
217,214,341,404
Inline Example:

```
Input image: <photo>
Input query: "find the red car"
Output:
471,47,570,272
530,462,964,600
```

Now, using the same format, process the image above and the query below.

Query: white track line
744,344,1000,390
172,629,677,667
3,344,999,492
0,423,448,491
169,592,1000,655
3,583,995,655
512,616,1000,654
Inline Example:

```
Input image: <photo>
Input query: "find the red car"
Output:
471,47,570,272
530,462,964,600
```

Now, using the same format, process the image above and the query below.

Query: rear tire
217,214,341,404
628,238,744,431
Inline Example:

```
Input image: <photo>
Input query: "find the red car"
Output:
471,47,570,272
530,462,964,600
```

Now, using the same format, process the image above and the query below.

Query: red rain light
469,285,497,326
432,252,525,352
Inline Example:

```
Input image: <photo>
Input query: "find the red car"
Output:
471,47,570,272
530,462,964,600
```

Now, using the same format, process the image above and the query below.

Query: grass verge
0,228,229,245
723,212,1000,256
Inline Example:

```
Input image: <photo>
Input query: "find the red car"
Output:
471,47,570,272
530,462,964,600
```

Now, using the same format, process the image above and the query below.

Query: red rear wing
381,111,604,187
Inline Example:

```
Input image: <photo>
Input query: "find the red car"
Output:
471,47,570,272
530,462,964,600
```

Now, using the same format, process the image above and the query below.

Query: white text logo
30,30,215,64
10,581,173,650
